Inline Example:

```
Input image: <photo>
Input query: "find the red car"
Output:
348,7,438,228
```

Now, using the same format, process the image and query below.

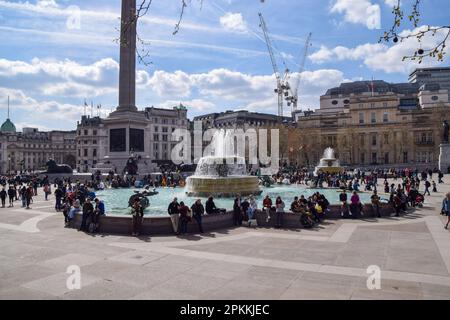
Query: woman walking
442,193,450,230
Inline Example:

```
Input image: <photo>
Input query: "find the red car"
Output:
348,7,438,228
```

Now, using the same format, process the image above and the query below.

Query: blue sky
0,0,449,130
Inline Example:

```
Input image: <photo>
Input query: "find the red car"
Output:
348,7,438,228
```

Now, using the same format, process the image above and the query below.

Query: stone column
117,0,138,112
439,144,450,174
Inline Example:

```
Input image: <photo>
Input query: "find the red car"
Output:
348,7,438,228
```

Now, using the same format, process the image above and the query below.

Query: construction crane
258,12,289,118
286,32,312,113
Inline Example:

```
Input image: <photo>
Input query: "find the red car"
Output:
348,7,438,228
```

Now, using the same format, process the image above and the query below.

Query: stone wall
72,203,394,236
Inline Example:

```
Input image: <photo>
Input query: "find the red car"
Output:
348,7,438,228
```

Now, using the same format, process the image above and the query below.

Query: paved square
0,180,449,300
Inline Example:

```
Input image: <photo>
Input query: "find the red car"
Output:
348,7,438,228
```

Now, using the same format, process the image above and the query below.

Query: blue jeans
247,208,255,220
193,214,204,233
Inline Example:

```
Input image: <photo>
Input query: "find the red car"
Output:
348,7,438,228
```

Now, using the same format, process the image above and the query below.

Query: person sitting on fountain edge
205,196,226,215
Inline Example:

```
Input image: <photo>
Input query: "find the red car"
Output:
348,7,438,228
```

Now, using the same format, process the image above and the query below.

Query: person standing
25,185,33,209
350,191,361,219
54,186,63,212
8,186,15,207
247,196,258,227
191,199,205,234
262,195,272,223
131,198,144,236
0,187,6,208
339,190,349,218
275,196,285,228
393,192,402,217
371,190,381,218
178,201,190,235
79,197,94,232
432,181,437,193
167,197,180,235
438,170,444,184
424,180,431,196
233,197,243,226
442,193,450,230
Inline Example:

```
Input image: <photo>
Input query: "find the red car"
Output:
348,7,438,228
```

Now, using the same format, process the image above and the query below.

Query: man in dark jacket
79,197,94,232
167,197,180,234
0,187,6,208
191,199,205,233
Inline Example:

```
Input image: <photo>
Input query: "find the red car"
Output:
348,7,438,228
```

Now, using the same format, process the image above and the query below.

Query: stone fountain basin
185,175,262,197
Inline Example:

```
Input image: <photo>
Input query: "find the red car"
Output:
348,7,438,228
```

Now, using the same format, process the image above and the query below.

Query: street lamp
7,156,11,176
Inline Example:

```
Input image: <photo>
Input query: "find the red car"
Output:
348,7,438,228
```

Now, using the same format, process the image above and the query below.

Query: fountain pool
95,185,378,216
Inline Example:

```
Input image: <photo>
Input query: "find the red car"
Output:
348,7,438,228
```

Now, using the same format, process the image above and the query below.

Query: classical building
75,116,108,173
292,78,450,169
76,105,189,173
0,118,76,174
194,110,290,129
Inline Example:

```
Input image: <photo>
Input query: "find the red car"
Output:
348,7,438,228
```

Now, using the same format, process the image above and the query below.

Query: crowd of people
1,165,449,235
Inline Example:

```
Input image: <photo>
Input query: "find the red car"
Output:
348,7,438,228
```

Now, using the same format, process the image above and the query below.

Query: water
95,185,377,216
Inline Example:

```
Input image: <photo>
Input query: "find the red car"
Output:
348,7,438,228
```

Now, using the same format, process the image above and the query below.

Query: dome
1,118,16,133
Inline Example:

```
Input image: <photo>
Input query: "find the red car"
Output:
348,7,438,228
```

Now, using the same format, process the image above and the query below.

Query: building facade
409,67,450,92
292,79,450,169
0,121,76,174
75,105,189,173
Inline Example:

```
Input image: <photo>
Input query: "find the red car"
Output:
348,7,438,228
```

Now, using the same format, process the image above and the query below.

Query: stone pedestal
439,144,450,174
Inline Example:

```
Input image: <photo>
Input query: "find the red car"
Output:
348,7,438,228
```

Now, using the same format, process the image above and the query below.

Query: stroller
414,194,425,208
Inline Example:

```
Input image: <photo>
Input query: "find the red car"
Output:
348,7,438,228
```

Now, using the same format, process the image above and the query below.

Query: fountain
314,147,343,176
185,130,262,197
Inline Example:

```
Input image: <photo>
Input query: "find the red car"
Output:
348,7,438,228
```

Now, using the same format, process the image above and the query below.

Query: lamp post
7,156,11,176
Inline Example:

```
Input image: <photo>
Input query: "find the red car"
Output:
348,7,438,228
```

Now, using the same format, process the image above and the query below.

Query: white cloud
220,12,248,33
157,99,216,113
331,0,381,30
309,25,449,73
0,87,83,123
148,70,192,97
0,57,125,98
36,0,58,8
384,0,398,8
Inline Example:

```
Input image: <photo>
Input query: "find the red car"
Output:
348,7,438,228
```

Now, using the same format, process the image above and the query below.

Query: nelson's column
99,0,153,173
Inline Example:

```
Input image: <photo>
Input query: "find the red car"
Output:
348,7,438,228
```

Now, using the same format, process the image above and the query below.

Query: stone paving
0,177,450,300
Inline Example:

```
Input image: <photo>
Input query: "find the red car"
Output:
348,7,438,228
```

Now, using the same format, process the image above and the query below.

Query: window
110,128,126,152
83,149,88,157
162,135,168,142
403,152,408,163
343,99,350,104
162,127,168,133
359,103,364,108
359,134,365,146
93,149,97,157
372,134,377,146
383,112,388,123
360,153,365,164
332,100,339,105
84,130,88,136
129,128,144,152
172,119,177,124
370,103,375,108
384,153,389,164
372,152,377,164
153,134,159,141
383,102,388,108
78,149,81,157
431,96,439,101
371,112,376,123
359,113,364,124
154,118,158,124
154,126,159,132
384,133,389,145
93,130,97,136
93,140,97,145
